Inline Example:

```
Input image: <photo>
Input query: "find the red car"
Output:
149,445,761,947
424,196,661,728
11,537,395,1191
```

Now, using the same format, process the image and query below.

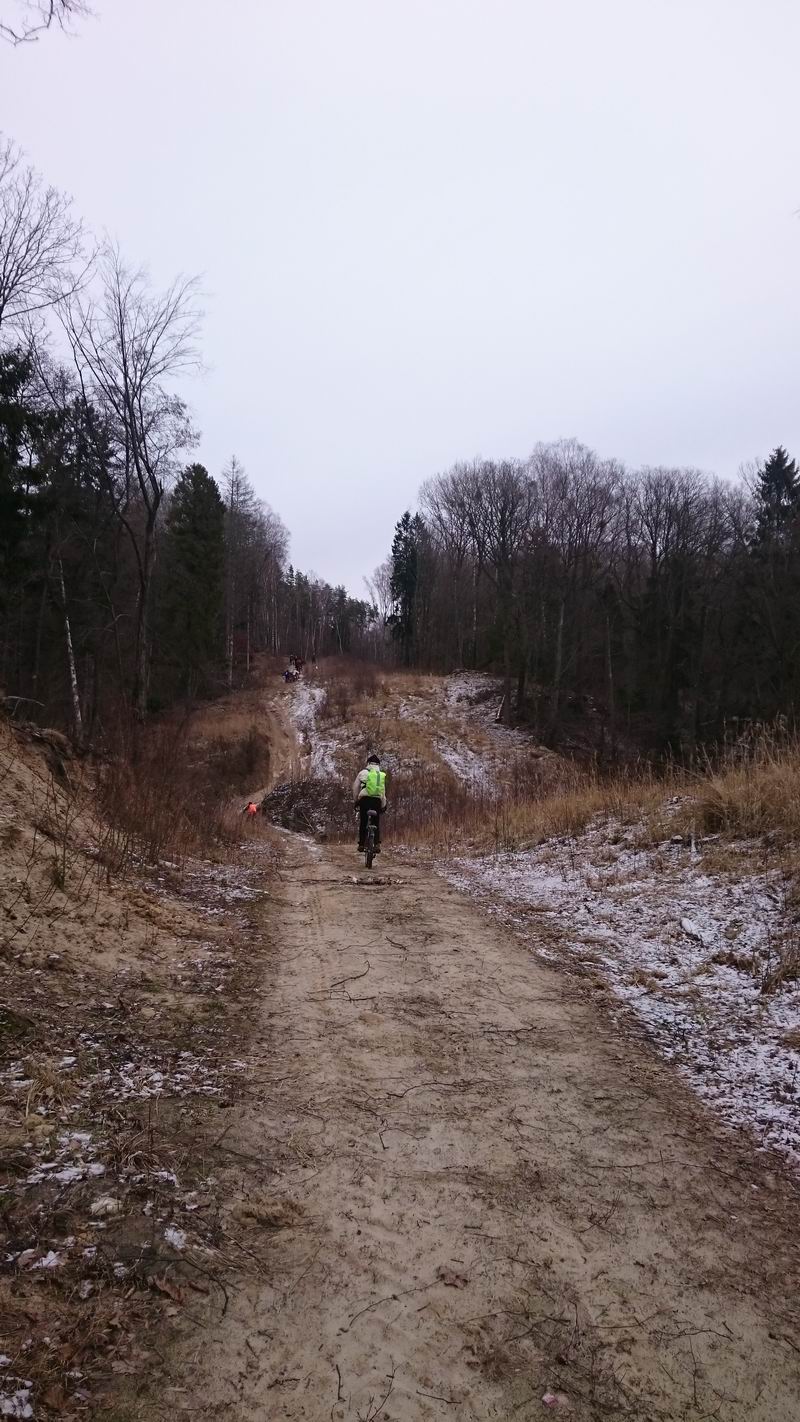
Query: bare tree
365,559,392,627
420,463,477,665
64,246,201,718
0,137,85,331
528,440,622,728
1,0,90,44
467,459,534,722
222,456,257,686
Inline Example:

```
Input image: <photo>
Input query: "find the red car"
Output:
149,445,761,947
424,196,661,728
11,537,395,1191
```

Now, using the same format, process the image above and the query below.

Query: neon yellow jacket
352,766,387,808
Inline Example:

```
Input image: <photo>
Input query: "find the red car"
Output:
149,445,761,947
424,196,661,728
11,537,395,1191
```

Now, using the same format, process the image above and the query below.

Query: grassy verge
689,738,800,841
96,716,271,871
391,745,800,853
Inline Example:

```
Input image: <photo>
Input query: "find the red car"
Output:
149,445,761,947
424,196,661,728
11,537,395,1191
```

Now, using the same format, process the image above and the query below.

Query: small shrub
333,682,352,723
352,664,378,700
97,718,248,866
689,725,800,843
206,725,270,794
760,929,800,993
262,777,348,838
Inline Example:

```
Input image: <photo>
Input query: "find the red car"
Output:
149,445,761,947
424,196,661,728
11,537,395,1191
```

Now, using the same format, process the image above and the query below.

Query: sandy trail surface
168,837,800,1421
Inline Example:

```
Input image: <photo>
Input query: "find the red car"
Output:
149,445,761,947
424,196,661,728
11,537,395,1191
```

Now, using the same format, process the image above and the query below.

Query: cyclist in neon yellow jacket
352,753,387,854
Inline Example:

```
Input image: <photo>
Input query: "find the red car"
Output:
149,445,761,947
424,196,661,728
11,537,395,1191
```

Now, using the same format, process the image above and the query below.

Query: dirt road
166,836,800,1421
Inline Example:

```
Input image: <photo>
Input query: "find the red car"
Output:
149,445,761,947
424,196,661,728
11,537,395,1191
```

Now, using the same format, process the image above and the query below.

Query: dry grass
387,761,675,853
98,719,269,868
23,1056,79,1114
316,656,433,728
688,738,800,842
394,730,800,857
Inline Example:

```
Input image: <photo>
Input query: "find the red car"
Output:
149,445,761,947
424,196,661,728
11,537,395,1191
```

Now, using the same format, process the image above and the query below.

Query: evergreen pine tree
743,447,800,714
389,511,418,663
161,463,225,696
754,446,799,544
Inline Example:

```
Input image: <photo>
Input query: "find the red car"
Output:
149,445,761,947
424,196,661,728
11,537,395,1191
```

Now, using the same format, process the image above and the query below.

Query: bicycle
363,806,379,869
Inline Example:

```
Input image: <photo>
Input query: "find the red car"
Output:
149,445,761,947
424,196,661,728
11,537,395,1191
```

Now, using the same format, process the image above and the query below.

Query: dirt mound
261,777,347,838
0,713,277,1417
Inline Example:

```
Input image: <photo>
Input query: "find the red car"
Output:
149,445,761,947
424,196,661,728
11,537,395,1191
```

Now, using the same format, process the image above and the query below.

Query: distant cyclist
352,754,387,854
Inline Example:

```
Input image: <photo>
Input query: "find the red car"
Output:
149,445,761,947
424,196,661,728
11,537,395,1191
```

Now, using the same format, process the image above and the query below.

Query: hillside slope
0,716,279,1419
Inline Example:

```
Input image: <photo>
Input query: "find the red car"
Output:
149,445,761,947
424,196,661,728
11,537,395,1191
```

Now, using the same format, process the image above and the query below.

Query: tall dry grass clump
690,726,800,843
388,754,675,853
392,725,800,856
315,657,379,725
98,718,267,866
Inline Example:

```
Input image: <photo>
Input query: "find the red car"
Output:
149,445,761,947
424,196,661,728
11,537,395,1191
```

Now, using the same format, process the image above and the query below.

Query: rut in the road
165,840,800,1422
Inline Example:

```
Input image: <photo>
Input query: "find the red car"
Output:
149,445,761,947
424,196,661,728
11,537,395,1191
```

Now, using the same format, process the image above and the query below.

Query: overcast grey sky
3,0,800,591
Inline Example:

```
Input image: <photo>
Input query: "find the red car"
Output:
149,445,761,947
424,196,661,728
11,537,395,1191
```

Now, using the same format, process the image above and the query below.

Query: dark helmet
367,753,381,765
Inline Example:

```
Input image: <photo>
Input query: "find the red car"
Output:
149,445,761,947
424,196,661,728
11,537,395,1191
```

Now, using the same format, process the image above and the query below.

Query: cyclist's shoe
357,843,365,853
374,845,381,854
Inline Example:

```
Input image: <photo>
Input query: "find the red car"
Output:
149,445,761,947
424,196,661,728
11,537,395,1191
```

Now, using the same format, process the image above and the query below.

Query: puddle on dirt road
349,875,407,887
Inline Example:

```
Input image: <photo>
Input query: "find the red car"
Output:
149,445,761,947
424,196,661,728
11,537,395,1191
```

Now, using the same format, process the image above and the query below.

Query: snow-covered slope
445,822,800,1165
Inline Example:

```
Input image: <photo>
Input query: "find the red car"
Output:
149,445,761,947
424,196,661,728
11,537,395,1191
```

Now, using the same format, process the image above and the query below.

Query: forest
0,136,371,742
380,442,800,756
3,130,799,764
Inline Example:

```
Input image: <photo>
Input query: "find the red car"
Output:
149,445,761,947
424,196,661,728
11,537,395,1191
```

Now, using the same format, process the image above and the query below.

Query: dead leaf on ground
150,1274,186,1305
231,1194,304,1230
436,1265,469,1288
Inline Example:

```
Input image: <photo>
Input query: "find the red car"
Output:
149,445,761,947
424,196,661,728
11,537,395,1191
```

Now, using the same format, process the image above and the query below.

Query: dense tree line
0,136,371,741
380,442,800,756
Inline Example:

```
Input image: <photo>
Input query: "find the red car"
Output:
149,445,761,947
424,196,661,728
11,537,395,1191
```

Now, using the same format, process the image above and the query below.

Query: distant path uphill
277,662,563,797
184,655,302,800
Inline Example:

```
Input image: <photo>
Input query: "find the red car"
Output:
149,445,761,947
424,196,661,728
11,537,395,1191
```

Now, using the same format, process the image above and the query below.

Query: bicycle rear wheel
365,823,375,869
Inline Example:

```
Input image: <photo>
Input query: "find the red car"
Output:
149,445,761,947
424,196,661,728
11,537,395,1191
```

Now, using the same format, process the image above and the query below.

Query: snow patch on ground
445,671,501,711
394,674,542,791
0,1384,33,1419
435,737,493,792
288,682,339,777
445,673,521,744
443,825,800,1165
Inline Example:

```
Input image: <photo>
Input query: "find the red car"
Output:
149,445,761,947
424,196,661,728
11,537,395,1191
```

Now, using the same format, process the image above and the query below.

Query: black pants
357,797,382,849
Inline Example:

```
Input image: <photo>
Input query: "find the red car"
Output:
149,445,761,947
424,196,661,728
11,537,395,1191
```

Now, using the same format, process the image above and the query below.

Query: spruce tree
754,446,799,544
742,446,800,715
389,511,418,663
161,463,225,696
